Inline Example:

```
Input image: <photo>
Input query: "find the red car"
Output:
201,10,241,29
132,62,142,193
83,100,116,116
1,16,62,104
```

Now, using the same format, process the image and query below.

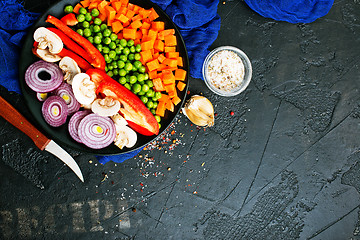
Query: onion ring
41,96,68,127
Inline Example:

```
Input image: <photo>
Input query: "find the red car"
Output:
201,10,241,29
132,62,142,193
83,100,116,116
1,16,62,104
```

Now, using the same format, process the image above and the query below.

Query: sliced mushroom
113,125,137,149
91,97,121,117
72,73,96,105
59,57,81,85
36,48,61,62
111,113,128,127
33,27,63,54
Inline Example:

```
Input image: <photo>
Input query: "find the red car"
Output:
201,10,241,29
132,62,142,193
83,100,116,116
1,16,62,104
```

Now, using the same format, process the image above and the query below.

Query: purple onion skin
68,110,91,143
42,96,68,127
25,60,63,93
53,82,81,115
78,113,116,149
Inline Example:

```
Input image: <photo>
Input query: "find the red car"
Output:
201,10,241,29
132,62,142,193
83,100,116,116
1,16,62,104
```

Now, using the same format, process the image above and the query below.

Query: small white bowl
202,46,252,97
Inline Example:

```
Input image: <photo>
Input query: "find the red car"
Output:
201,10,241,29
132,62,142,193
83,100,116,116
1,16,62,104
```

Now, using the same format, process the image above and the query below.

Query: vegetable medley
26,0,187,150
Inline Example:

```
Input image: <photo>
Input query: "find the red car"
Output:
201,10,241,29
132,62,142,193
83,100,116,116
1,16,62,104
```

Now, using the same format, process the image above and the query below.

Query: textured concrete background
1,0,360,239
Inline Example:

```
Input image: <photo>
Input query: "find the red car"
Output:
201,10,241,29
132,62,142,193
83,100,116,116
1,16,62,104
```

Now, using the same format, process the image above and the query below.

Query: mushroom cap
33,27,63,54
91,97,121,117
59,57,81,84
36,48,61,62
71,73,96,105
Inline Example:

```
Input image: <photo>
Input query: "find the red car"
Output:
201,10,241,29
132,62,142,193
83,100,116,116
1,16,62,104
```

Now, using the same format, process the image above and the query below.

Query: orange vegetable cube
130,19,142,29
141,40,154,51
157,54,166,63
73,3,82,14
146,59,160,72
152,21,165,31
154,39,164,52
111,1,122,12
164,46,176,52
148,70,157,79
177,57,183,67
153,78,165,91
140,50,153,63
117,14,129,23
141,21,151,29
148,8,159,21
164,83,176,93
163,58,178,68
172,95,181,105
156,101,166,117
166,52,179,58
158,93,170,102
111,21,123,34
164,35,177,46
175,69,187,81
165,99,174,112
125,9,135,19
177,81,186,91
123,28,137,39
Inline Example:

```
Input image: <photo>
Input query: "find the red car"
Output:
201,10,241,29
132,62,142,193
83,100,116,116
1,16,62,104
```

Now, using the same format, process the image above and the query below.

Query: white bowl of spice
202,46,252,97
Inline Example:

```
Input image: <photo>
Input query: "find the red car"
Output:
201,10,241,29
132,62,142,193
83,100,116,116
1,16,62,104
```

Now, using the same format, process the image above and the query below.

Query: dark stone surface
1,0,360,239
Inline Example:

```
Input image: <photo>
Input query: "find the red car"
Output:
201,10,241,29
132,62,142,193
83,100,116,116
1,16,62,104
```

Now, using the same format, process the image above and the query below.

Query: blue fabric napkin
244,0,334,24
0,0,39,94
151,0,221,79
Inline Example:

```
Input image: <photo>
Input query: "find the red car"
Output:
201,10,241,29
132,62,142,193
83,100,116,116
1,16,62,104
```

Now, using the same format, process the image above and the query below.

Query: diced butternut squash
175,69,187,81
146,59,160,72
123,28,137,39
177,81,186,91
153,78,165,91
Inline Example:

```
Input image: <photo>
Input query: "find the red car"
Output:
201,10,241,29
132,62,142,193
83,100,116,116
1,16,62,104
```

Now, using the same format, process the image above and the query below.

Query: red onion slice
36,92,48,101
68,110,91,143
52,82,81,115
25,60,63,92
42,96,68,127
78,113,116,149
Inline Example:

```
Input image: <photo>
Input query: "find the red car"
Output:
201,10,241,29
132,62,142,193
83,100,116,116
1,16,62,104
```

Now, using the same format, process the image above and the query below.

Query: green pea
142,84,150,92
130,46,136,53
117,60,125,69
84,28,92,37
103,29,111,37
89,25,94,32
93,25,101,33
113,69,119,75
105,66,108,72
109,50,116,59
158,123,161,129
146,101,154,109
87,36,94,44
96,32,103,38
138,66,146,73
122,47,130,55
151,109,156,115
94,36,102,44
76,29,84,36
119,55,127,62
94,18,102,25
77,14,85,23
126,39,134,46
153,102,158,109
103,37,111,45
110,33,118,41
119,69,127,77
64,5,73,14
108,65,113,70
141,96,148,104
79,7,87,15
100,23,107,31
155,91,162,100
102,47,110,54
115,47,122,54
155,115,161,123
124,83,131,90
114,55,119,61
82,21,90,28
120,39,127,47
119,77,127,85
133,60,142,69
91,8,100,17
85,13,92,22
129,76,137,84
111,61,118,68
109,42,116,49
135,44,141,52
124,62,133,71
144,73,149,80
104,54,110,62
146,90,155,98
137,74,145,82
132,83,141,93
134,53,141,61
107,71,114,78
138,91,145,96
96,44,102,52
128,54,135,61
145,80,153,88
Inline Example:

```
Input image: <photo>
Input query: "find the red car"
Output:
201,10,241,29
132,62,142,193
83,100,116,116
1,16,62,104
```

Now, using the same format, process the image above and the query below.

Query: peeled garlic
182,95,214,127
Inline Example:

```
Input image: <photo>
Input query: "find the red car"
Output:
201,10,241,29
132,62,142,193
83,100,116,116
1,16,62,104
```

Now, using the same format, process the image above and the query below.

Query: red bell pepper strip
58,48,92,71
46,15,105,70
60,13,78,26
47,27,93,64
88,69,159,136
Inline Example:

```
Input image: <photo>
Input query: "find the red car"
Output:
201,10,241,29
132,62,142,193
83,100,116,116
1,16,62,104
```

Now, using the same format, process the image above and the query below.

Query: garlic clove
182,95,214,127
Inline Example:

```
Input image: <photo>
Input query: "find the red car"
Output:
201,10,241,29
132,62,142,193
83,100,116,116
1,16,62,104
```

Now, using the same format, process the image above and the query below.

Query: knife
0,96,84,182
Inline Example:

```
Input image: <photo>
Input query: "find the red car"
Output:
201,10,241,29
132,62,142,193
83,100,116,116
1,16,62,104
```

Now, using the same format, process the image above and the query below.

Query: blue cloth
151,0,221,79
244,0,334,24
0,0,39,94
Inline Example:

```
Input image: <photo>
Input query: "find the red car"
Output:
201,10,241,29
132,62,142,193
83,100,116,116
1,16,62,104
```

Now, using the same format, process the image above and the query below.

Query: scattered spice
230,111,234,116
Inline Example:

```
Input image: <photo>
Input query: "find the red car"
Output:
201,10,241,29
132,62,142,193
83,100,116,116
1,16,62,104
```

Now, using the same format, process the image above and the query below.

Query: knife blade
0,96,84,182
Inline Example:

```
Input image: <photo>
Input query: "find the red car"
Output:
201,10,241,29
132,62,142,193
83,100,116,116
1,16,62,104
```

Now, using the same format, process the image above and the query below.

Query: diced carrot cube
152,21,165,31
156,101,166,117
147,59,160,72
177,81,186,91
141,21,151,30
125,9,135,19
164,46,176,52
177,57,183,67
163,58,178,68
123,28,137,39
141,40,154,51
172,95,181,105
117,14,129,23
148,70,157,79
140,50,152,63
158,93,170,102
73,3,82,14
175,69,187,81
153,78,165,91
80,0,90,8
166,52,179,58
111,21,123,34
111,1,122,12
148,8,159,21
164,35,177,46
130,19,142,29
168,90,177,98
153,39,164,52
165,99,174,112
164,83,176,93
157,54,166,63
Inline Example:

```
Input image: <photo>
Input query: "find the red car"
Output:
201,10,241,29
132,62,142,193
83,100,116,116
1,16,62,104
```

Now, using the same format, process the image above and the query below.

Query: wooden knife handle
0,96,50,150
